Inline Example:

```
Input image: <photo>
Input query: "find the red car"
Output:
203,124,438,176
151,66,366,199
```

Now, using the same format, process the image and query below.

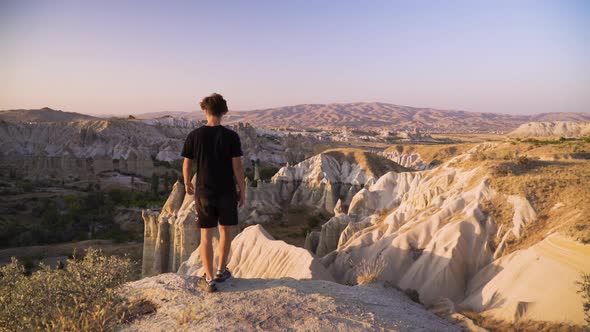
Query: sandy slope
178,225,333,281
461,234,590,324
119,273,460,332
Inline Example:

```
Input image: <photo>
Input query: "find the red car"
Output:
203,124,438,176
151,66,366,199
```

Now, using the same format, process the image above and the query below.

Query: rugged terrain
5,104,589,134
138,103,590,133
140,138,590,329
0,118,317,184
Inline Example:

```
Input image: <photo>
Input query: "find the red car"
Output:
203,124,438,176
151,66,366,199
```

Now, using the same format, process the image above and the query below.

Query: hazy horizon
4,100,590,118
1,0,589,116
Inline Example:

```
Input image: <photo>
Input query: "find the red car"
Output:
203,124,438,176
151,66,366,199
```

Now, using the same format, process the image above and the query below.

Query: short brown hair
200,93,228,117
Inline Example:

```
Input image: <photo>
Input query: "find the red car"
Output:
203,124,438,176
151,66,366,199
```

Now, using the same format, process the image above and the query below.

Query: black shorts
195,193,238,228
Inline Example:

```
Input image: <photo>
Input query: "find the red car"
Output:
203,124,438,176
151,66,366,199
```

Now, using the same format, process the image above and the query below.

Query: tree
163,172,170,192
151,174,159,197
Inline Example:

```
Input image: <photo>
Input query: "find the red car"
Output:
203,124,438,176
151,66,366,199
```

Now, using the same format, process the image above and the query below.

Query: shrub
577,273,590,325
354,257,385,285
0,249,140,332
471,151,487,161
516,155,529,167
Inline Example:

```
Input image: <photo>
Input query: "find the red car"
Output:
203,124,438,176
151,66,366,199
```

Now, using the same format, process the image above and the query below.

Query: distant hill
134,110,205,120
0,107,97,122
508,121,590,138
221,103,590,133
528,112,590,122
4,104,589,133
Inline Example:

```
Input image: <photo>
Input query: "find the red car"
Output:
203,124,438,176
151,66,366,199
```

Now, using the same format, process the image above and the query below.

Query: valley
1,105,589,330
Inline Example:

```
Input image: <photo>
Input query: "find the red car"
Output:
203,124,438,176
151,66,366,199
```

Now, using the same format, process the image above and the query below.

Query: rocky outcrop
317,143,590,325
0,119,316,181
139,140,590,327
178,224,334,281
142,181,199,277
315,213,352,257
380,150,429,170
321,162,498,304
508,121,590,138
120,273,460,332
303,230,320,253
241,149,407,224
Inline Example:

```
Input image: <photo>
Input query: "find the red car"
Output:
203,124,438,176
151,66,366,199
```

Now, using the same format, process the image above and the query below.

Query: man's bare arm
183,157,194,195
232,157,245,207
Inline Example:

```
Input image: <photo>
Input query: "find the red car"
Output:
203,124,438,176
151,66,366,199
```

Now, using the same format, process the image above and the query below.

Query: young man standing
181,93,245,292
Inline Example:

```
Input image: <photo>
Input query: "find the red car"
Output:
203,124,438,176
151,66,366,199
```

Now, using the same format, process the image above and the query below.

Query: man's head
200,93,228,117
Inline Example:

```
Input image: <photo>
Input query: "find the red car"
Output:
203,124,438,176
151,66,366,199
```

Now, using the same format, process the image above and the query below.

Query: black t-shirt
181,125,243,199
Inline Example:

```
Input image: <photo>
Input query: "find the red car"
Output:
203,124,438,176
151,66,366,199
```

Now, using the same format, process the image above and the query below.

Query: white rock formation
139,141,590,327
381,150,429,170
241,149,406,224
315,213,352,257
508,121,590,138
316,144,590,326
178,224,334,281
461,234,590,324
142,181,199,277
0,119,316,180
303,230,321,253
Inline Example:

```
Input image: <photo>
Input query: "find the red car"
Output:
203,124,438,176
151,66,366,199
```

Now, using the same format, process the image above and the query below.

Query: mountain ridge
3,103,589,133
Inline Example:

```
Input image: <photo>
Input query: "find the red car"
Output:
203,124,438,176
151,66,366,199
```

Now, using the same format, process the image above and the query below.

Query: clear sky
1,0,589,115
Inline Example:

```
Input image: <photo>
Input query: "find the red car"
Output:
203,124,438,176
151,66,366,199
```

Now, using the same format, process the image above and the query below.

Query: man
181,93,245,293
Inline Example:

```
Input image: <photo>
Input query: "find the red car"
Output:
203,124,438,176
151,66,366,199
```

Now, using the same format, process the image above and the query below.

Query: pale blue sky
1,0,589,115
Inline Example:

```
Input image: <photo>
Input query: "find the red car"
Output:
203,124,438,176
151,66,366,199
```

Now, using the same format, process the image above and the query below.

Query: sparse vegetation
0,188,164,248
244,162,280,182
461,310,587,332
577,273,590,325
262,205,330,247
521,137,571,145
177,304,207,325
0,249,150,332
354,257,385,285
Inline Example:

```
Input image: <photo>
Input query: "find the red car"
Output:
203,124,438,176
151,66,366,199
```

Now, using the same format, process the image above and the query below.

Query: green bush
0,249,136,332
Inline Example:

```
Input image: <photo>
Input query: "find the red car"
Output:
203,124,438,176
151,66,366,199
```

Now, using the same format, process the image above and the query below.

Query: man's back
181,125,242,199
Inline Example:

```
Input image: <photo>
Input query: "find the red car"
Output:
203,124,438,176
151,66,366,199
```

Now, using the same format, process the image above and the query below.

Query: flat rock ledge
118,273,460,332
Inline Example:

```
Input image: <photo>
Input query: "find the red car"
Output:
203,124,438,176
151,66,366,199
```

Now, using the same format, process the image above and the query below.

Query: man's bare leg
217,225,234,271
200,227,215,281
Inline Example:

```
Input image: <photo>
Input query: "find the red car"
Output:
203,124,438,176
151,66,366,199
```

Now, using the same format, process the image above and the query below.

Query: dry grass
480,196,515,250
0,249,151,332
0,240,143,276
177,304,207,325
461,310,587,332
577,273,590,325
462,141,590,256
354,257,385,285
489,159,590,254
